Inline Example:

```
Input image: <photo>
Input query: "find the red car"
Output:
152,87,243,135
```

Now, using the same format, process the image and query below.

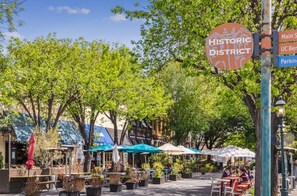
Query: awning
5,111,84,145
85,124,114,145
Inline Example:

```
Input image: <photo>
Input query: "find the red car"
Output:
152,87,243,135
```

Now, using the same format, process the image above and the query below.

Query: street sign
278,42,297,55
279,30,297,43
277,55,297,67
205,23,253,70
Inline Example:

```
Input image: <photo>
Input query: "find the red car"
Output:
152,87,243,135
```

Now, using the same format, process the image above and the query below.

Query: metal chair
224,180,242,196
210,178,221,196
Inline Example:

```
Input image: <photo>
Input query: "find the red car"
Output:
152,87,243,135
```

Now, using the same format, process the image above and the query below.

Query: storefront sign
205,23,253,70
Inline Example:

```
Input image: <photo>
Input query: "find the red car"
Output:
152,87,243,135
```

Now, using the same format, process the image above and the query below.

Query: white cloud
3,31,23,40
110,13,127,22
48,6,90,15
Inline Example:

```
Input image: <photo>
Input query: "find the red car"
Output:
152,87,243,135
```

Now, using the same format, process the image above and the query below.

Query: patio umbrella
25,133,35,175
188,147,201,153
158,143,182,154
112,144,120,164
120,144,163,153
88,144,113,152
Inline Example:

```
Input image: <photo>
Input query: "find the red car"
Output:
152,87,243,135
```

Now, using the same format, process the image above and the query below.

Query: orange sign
205,23,253,70
278,42,297,55
279,30,297,43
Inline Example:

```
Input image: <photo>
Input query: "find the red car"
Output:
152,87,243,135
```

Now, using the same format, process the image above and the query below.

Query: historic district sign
205,23,254,70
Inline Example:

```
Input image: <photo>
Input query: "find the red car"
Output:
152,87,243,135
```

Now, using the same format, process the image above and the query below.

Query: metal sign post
260,0,272,195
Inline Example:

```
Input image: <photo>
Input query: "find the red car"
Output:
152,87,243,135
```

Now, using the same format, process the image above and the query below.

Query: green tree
158,62,254,149
0,0,23,38
113,1,297,195
0,35,85,131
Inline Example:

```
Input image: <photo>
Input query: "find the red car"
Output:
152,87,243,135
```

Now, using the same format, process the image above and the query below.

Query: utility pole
260,0,272,195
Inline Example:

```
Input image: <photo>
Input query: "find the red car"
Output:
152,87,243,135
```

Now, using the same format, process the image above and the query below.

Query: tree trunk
84,152,92,172
271,113,278,196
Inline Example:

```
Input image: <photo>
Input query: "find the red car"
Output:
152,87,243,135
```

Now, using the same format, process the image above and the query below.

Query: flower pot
86,187,102,196
59,191,80,196
139,179,148,187
182,173,192,178
125,182,137,190
109,184,122,192
169,174,178,181
152,177,165,184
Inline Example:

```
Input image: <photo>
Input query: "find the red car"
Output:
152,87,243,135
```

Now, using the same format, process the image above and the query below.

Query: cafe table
223,176,240,187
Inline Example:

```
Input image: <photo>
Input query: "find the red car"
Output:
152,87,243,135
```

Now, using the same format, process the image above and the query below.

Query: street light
275,96,288,196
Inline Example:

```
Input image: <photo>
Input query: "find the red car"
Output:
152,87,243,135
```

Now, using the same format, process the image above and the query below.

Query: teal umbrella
88,144,113,152
120,144,163,153
188,147,201,153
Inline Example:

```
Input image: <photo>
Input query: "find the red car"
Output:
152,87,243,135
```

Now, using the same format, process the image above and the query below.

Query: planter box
152,177,165,184
59,191,80,196
125,182,137,190
169,175,179,181
139,179,148,187
86,187,102,196
182,173,192,178
109,184,122,192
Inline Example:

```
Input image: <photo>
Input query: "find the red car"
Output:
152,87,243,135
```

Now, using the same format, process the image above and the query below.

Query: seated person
222,166,230,178
235,166,240,175
245,166,254,180
240,168,250,183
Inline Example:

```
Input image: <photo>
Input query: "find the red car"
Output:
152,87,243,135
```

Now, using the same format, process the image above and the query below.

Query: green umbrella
120,144,163,153
88,144,113,152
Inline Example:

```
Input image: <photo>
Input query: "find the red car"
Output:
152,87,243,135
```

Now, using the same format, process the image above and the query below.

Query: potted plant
205,163,214,173
24,177,41,196
152,162,165,184
59,176,80,196
86,167,103,196
169,159,182,181
138,163,150,186
182,160,194,178
109,174,123,192
200,167,206,175
124,167,138,190
139,169,149,186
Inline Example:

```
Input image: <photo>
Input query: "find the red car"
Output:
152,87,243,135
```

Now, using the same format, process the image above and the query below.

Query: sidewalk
3,172,213,196
6,172,296,196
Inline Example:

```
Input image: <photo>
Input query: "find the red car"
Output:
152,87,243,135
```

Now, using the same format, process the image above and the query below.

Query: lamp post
275,96,288,196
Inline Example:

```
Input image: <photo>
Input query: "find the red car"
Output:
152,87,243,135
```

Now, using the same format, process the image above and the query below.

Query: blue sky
3,0,146,48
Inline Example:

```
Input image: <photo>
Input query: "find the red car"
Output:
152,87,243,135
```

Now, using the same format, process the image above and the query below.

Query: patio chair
224,180,242,196
210,178,221,196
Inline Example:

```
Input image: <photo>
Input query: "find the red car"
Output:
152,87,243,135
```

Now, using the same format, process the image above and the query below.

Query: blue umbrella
187,147,201,153
120,144,163,153
88,144,113,152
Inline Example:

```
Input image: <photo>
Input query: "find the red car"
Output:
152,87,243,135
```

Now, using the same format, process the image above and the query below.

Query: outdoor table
224,176,240,187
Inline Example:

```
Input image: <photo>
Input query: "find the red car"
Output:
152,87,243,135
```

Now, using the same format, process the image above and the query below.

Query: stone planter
169,174,179,181
86,187,102,196
182,173,192,178
59,191,80,196
152,177,165,184
125,182,137,190
139,179,149,187
109,184,122,192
